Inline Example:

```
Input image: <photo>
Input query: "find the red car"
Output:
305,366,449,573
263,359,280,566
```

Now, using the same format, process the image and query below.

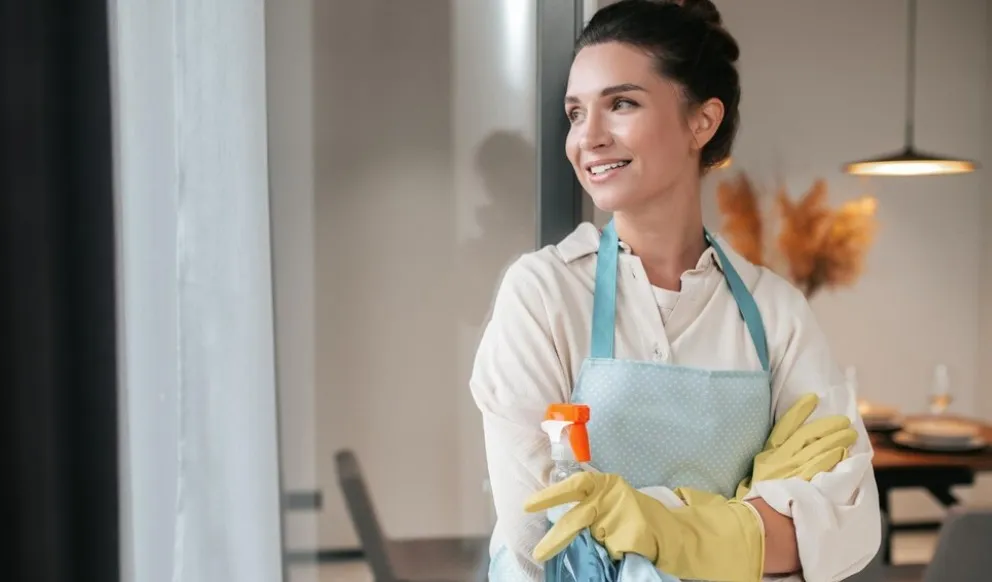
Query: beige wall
719,0,991,519
601,0,992,518
596,0,988,423
978,0,992,425
269,0,991,553
310,0,539,549
718,0,987,416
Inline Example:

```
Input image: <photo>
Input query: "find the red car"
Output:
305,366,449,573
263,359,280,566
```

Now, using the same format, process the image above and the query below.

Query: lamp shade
844,146,978,177
842,0,978,177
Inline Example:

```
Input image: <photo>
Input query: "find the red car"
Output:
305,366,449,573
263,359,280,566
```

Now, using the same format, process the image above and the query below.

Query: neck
613,181,706,292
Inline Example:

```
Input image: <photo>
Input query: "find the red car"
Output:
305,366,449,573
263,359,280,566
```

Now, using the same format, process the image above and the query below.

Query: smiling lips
586,159,631,183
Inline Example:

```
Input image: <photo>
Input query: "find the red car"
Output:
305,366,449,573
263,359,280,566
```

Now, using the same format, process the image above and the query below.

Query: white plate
859,402,900,422
904,418,980,445
892,430,988,452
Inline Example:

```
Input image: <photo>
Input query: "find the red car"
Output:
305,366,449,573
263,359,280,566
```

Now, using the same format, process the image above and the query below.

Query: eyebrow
565,83,646,104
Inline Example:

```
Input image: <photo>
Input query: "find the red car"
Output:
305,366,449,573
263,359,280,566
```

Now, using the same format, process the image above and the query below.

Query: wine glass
928,364,952,415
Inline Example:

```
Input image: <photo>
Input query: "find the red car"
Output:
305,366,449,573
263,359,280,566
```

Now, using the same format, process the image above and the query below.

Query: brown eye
612,97,638,111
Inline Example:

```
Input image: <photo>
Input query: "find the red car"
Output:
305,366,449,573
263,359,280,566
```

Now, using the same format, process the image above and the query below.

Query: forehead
566,42,665,98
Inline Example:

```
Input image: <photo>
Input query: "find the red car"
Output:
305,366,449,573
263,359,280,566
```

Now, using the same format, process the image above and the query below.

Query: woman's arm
469,255,571,580
745,287,881,582
750,498,800,574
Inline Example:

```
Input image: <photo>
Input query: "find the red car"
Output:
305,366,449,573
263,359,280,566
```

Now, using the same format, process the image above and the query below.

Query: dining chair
334,449,491,582
922,506,992,581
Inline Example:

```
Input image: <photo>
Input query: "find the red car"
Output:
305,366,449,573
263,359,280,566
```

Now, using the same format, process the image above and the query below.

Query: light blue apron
489,220,773,582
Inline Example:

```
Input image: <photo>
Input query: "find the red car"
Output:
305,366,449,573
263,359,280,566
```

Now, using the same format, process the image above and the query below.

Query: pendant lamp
843,0,978,176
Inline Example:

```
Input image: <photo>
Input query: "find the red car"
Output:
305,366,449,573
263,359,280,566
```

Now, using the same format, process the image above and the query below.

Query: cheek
565,128,581,167
620,116,691,167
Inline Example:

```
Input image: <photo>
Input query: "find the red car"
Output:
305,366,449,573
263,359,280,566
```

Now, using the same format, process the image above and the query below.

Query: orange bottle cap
544,404,591,463
544,403,590,424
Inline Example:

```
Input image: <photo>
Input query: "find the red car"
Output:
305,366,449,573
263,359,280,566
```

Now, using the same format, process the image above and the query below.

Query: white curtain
109,1,284,581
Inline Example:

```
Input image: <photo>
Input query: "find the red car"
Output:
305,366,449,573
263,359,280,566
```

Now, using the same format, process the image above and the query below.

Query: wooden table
870,415,992,564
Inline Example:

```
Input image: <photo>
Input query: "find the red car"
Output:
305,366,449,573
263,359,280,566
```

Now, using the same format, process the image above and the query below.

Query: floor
292,560,371,582
294,533,937,582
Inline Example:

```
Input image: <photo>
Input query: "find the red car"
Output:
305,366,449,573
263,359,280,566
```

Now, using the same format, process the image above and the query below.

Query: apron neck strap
704,229,770,372
590,221,620,359
589,220,771,372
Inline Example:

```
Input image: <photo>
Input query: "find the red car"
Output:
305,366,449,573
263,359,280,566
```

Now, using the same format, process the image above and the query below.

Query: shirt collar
556,222,729,273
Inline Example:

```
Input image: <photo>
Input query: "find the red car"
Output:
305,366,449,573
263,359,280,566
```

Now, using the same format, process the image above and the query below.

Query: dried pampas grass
716,174,764,265
716,173,878,298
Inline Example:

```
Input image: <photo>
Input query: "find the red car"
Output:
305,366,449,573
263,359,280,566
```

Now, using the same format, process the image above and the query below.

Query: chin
586,185,640,214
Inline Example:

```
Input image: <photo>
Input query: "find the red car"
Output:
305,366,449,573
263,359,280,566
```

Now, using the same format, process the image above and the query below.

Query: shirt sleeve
469,256,572,581
742,287,882,582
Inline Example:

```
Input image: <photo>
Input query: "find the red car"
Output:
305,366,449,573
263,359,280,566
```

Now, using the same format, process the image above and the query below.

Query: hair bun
675,0,723,27
671,0,738,62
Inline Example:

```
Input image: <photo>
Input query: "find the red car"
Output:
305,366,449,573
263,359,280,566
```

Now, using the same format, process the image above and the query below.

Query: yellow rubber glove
675,393,858,506
735,393,857,498
525,472,765,582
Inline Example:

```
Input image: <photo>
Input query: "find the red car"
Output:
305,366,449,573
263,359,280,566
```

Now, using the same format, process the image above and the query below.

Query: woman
470,1,880,581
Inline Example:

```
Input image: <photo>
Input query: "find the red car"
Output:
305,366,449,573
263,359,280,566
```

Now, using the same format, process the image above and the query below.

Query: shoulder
710,236,816,349
752,265,811,321
752,266,817,351
710,234,810,319
725,250,832,378
491,222,600,306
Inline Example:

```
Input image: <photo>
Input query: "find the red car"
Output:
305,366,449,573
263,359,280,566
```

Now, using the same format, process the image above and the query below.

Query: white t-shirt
651,285,680,327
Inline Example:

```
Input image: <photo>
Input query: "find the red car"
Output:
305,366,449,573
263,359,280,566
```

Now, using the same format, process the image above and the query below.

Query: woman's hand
736,392,857,498
525,472,766,582
525,472,671,563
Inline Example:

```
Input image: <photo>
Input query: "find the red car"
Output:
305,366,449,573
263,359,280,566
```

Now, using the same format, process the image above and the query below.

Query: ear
688,97,725,151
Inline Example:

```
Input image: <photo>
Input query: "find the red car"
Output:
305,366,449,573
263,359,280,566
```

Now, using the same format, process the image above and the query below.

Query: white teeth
590,161,630,175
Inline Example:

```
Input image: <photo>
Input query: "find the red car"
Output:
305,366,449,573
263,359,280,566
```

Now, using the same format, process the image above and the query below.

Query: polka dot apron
490,220,772,582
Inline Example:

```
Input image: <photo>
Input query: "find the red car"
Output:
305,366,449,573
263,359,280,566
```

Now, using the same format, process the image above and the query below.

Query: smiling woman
472,2,880,581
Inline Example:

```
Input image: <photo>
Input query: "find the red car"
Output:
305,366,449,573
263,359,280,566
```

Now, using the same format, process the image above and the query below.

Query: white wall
710,0,992,518
716,0,987,424
591,1,989,432
268,0,991,553
978,0,992,425
310,0,538,549
596,0,992,518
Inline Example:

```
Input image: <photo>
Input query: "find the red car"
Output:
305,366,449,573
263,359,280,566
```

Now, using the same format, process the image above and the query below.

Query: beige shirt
470,222,880,582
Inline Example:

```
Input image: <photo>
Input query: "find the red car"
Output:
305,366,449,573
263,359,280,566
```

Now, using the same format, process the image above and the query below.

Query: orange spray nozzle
544,403,591,463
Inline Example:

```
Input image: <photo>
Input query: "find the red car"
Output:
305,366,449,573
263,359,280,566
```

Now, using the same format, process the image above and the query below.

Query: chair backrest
335,449,398,582
842,511,888,582
924,507,992,582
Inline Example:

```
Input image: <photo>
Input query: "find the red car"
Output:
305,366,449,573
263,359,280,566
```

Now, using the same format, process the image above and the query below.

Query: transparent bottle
550,440,584,484
546,438,584,526
541,404,592,582
542,403,590,492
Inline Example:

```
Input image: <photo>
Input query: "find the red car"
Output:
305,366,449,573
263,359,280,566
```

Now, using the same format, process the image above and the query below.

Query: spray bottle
541,404,601,582
542,403,591,486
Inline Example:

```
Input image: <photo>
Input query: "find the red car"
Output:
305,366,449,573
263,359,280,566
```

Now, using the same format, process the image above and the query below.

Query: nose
578,111,612,151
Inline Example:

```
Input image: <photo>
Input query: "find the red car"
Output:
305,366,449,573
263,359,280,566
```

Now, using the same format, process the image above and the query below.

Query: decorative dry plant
716,173,879,298
715,174,764,265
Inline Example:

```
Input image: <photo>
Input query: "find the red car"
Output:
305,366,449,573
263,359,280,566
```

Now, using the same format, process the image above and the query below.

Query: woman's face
564,41,718,213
